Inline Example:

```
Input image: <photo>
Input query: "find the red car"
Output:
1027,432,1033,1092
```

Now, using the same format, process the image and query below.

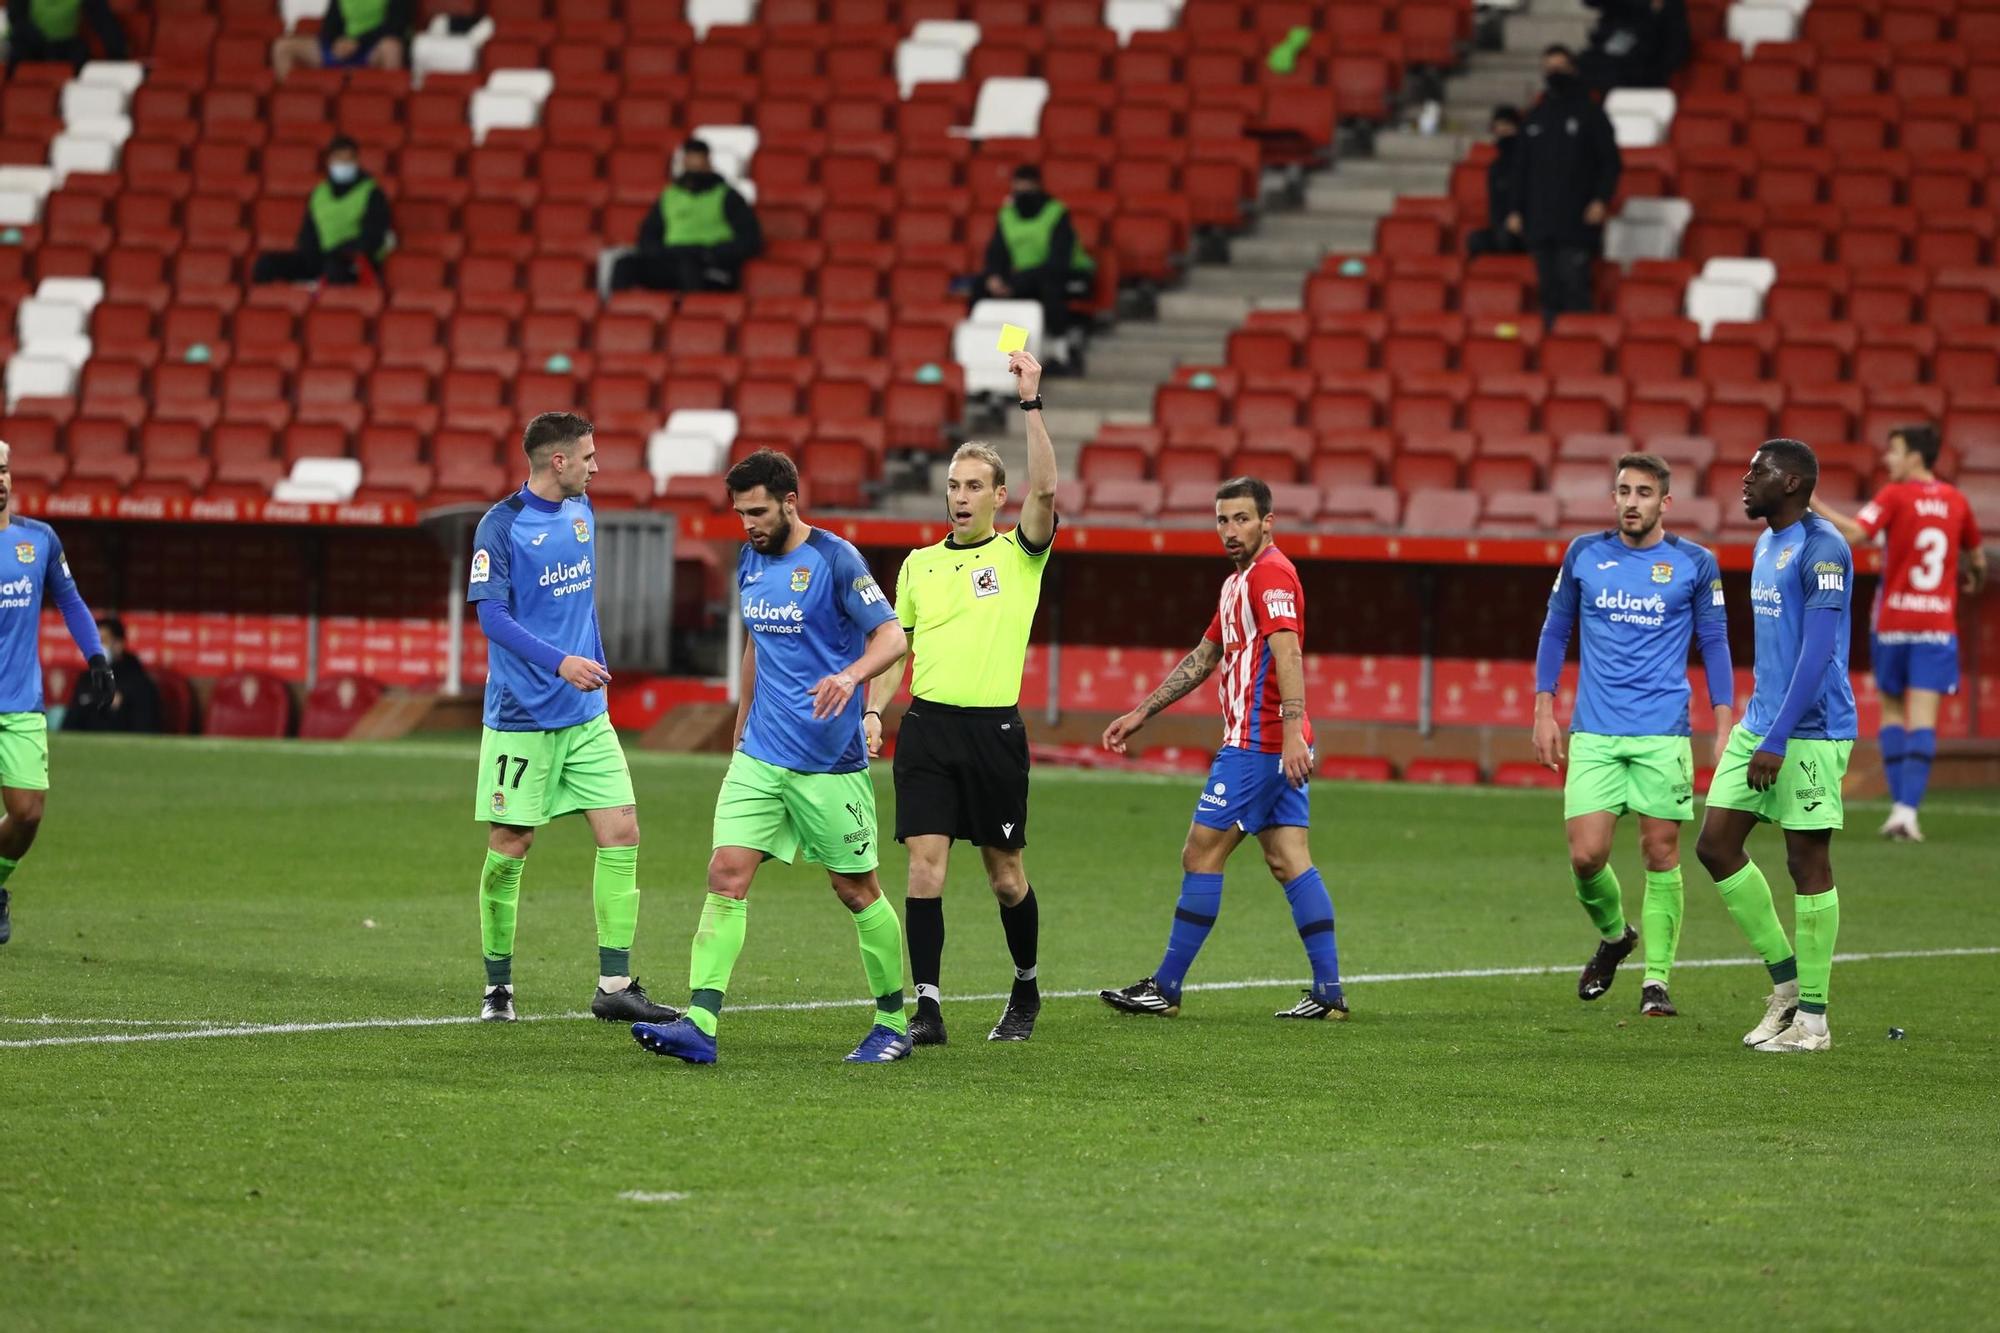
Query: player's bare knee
488,824,533,858
1784,848,1828,893
831,874,880,913
1640,834,1680,873
1694,830,1736,878
705,851,753,900
6,790,45,828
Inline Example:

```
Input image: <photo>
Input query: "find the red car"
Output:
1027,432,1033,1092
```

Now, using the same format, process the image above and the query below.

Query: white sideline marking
3,946,1991,1050
617,1190,688,1203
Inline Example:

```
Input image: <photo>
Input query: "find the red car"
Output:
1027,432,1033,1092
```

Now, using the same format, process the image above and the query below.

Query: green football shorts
1705,725,1851,831
475,713,634,827
712,751,880,874
1564,732,1695,821
0,711,49,791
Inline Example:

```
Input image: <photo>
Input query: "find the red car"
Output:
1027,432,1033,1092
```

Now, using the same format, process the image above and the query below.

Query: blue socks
1879,724,1907,805
1283,868,1344,1003
1905,727,1936,809
1155,872,1222,999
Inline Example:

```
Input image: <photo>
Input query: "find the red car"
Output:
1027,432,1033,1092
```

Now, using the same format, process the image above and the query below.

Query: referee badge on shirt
972,566,1000,598
14,543,33,564
1650,561,1673,584
572,518,591,543
791,567,812,593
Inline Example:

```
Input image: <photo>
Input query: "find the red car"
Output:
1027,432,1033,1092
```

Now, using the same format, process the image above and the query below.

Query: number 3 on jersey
1908,526,1949,592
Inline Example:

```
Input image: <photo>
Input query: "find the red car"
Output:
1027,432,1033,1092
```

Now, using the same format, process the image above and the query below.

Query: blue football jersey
0,518,83,714
1548,531,1726,737
738,529,897,775
467,489,607,732
1744,513,1857,741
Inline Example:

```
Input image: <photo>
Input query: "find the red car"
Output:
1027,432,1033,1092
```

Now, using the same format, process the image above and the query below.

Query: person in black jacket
608,139,763,293
1581,0,1691,89
4,0,126,71
272,0,413,79
1467,106,1526,257
64,618,160,734
977,165,1097,340
1506,45,1623,329
251,136,394,287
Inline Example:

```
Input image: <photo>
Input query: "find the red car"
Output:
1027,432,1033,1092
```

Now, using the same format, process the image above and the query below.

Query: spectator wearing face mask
63,617,160,734
250,136,395,288
1467,105,1527,257
1581,0,1691,89
978,165,1096,345
1506,46,1622,329
607,138,764,293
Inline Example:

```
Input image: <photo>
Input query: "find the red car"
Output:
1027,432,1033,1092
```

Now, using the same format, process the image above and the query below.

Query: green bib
337,0,390,32
30,0,82,40
998,200,1095,274
309,179,381,257
659,183,735,248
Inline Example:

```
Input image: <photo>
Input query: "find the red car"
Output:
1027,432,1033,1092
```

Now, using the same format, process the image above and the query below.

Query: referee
864,350,1057,1044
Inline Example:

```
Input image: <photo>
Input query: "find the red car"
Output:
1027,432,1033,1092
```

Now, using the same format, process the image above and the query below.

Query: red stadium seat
204,671,293,739
299,675,386,740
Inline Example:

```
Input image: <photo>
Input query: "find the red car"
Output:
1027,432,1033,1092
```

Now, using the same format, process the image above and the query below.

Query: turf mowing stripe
4,945,1991,1049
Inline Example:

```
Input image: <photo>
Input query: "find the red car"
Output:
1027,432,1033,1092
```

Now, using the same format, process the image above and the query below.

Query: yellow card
996,323,1029,353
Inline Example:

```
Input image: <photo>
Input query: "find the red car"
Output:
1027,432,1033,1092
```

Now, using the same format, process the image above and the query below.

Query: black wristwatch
1018,396,1044,412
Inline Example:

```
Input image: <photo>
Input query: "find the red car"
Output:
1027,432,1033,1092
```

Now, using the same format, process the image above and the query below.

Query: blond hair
949,441,1007,488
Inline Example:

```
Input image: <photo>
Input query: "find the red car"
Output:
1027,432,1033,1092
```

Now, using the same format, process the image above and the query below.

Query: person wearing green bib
3,0,126,72
608,139,763,294
978,164,1095,346
252,136,395,288
272,0,412,78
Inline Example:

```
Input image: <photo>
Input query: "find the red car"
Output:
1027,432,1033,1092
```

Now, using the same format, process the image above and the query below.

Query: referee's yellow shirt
895,523,1055,708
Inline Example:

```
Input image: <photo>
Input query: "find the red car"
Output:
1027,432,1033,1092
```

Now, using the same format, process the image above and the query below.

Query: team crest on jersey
972,566,1000,597
572,518,591,543
1650,562,1673,584
14,543,33,564
791,567,812,593
1775,546,1795,570
490,790,507,816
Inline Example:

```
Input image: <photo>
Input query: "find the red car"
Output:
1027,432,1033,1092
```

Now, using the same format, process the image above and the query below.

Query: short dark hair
683,138,710,156
326,134,359,158
1544,42,1575,61
1758,437,1820,494
1492,104,1522,129
1614,452,1672,495
1215,476,1273,517
96,615,127,642
1892,423,1942,467
521,411,593,462
727,448,800,500
1011,164,1042,184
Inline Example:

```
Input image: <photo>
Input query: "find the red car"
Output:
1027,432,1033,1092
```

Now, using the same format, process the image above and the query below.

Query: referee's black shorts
892,698,1031,850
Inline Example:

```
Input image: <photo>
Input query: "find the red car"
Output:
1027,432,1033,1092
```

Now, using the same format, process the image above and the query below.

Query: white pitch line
617,1190,688,1203
3,946,1991,1050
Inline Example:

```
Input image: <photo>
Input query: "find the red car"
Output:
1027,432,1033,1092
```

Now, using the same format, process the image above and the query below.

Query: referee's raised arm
1011,350,1057,552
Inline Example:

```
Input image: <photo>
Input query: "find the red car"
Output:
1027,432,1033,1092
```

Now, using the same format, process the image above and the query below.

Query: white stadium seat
960,77,1050,140
6,356,79,410
954,300,1044,396
16,299,88,345
895,39,968,98
1727,1,1798,50
469,91,539,145
61,81,129,121
77,61,146,94
1605,197,1693,261
49,134,120,183
1105,0,1178,43
685,0,756,38
275,457,364,503
1701,256,1777,294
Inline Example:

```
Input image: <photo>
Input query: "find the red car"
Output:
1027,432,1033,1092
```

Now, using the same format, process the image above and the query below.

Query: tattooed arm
1101,638,1224,754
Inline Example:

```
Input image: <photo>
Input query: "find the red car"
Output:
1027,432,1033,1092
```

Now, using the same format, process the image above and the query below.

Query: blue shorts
320,34,383,67
1872,635,1959,697
1191,744,1310,834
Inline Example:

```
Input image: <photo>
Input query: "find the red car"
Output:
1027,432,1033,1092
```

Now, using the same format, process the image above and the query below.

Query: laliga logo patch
972,566,1000,598
470,549,491,585
1650,562,1673,585
572,517,591,543
14,542,33,564
791,567,812,593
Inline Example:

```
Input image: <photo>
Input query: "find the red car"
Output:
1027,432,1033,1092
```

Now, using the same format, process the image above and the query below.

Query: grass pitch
4,736,1998,1330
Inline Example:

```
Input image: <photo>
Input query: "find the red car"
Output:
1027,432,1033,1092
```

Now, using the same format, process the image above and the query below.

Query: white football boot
1743,988,1799,1047
1755,1017,1831,1052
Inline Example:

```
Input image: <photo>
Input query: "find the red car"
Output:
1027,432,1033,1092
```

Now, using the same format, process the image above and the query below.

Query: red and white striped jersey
1203,544,1312,754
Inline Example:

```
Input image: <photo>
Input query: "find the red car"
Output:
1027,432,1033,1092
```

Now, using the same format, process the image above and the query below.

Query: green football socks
1641,867,1684,986
1572,865,1626,940
1715,860,1797,983
851,896,909,1036
0,853,18,888
593,845,639,979
687,893,748,1037
479,849,525,987
1795,888,1840,1015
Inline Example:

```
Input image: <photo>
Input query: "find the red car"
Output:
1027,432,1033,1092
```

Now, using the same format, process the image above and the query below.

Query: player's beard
1622,511,1660,540
758,514,794,553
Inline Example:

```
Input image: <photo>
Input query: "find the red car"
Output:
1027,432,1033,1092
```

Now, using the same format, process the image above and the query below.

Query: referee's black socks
906,896,945,1018
1000,887,1039,1001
